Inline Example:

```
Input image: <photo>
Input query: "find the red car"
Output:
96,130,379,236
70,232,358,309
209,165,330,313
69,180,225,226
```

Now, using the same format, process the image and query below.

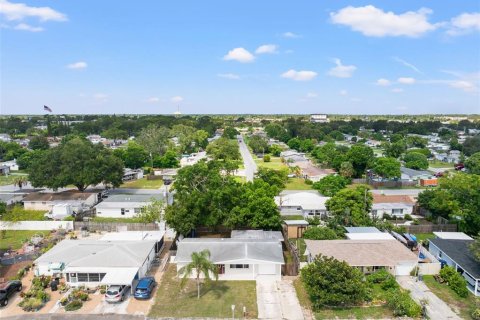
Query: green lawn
414,233,435,242
285,178,313,190
281,215,305,220
0,230,49,250
120,178,164,189
428,160,455,168
1,206,47,221
150,265,258,318
423,275,479,319
92,216,144,223
293,278,394,320
0,172,28,186
254,157,287,170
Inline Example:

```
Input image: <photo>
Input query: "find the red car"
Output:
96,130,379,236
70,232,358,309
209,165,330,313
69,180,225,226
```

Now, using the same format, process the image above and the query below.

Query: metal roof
344,227,381,233
100,194,165,203
231,230,283,242
175,238,284,264
275,192,330,210
433,232,473,240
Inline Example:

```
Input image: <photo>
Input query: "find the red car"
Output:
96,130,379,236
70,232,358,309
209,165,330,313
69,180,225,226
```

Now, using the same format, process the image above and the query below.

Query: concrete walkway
397,276,461,320
256,279,304,320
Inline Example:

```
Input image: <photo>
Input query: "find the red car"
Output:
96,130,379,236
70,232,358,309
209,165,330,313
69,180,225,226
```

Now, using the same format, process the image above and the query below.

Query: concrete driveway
397,276,461,320
237,135,257,182
256,278,304,320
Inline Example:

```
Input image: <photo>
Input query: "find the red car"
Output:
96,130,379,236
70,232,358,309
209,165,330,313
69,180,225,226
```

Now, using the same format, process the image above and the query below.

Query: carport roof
100,268,139,286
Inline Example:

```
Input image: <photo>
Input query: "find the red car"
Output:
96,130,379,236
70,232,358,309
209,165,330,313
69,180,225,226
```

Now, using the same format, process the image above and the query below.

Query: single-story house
231,230,283,242
428,238,480,296
275,191,330,219
345,233,395,240
296,162,336,182
283,220,309,239
23,191,99,211
0,165,10,176
174,238,284,280
123,168,144,181
94,194,165,218
433,232,473,240
280,150,309,163
100,230,165,253
0,193,24,206
304,239,418,276
400,167,433,181
0,160,19,171
34,239,157,289
371,194,416,219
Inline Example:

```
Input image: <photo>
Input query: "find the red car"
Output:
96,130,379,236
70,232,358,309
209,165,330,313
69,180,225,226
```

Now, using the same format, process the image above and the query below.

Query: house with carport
275,191,330,219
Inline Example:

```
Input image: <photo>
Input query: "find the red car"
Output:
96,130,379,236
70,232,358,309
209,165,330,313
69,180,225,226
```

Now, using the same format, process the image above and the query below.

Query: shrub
65,299,83,311
32,275,51,289
471,308,480,320
382,213,392,220
263,154,271,162
19,297,44,312
404,214,413,221
305,179,313,185
386,289,422,317
60,297,69,306
381,276,400,291
71,289,89,301
303,226,340,240
366,269,391,283
449,273,469,297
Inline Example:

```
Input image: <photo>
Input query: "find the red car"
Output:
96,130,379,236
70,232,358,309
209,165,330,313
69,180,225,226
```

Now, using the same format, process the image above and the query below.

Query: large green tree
248,135,269,154
326,185,373,226
28,135,50,150
312,175,349,197
373,157,401,179
136,125,171,157
465,152,480,175
347,144,375,177
113,142,148,169
28,137,124,191
206,138,240,161
463,135,480,156
301,255,368,309
404,152,429,170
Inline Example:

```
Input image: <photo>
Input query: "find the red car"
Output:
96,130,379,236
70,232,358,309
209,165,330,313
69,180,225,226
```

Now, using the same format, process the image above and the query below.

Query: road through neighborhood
237,135,257,182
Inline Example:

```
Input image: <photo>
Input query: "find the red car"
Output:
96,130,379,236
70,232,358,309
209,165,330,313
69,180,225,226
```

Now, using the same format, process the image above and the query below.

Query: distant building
275,191,330,219
371,194,416,219
310,114,328,123
0,134,12,142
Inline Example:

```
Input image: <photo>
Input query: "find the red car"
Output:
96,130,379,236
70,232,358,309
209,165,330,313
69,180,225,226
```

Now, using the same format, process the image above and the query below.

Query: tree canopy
403,152,429,170
465,152,480,174
373,157,401,179
312,175,349,197
206,138,240,161
326,185,373,226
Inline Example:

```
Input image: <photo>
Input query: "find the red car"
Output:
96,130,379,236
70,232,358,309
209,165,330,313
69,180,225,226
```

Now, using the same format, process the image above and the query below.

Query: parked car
133,277,156,299
434,171,444,177
454,163,465,170
105,285,130,303
0,280,22,307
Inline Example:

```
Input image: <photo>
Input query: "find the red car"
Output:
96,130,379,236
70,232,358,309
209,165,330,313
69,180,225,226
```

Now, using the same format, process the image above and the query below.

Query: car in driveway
105,285,130,303
133,277,156,299
0,280,22,307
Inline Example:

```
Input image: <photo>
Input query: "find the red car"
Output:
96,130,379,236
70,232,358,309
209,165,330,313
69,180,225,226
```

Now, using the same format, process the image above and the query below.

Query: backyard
423,275,479,319
428,160,455,168
0,230,50,250
285,178,313,190
120,177,164,189
149,265,258,318
0,172,28,186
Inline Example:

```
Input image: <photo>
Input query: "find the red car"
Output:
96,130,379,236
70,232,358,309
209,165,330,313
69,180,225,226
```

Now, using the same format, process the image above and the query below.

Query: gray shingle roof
231,230,283,241
429,238,480,279
175,238,284,264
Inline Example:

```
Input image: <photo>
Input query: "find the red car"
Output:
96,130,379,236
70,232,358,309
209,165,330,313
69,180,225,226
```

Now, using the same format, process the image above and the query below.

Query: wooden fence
281,225,299,276
402,224,457,233
73,221,159,232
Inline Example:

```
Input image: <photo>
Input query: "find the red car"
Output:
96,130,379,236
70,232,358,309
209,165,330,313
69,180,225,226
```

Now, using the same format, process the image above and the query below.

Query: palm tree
13,176,28,190
289,165,301,177
179,249,219,299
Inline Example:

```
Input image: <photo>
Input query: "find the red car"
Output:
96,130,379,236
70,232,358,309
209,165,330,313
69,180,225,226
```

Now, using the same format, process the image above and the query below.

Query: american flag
43,105,52,112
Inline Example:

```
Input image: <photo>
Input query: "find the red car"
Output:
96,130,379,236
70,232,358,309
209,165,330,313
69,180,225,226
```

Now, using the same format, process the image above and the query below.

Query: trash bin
50,279,58,291
418,274,423,281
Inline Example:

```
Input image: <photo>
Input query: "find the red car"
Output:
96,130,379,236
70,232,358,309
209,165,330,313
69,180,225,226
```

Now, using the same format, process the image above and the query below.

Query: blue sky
1,0,479,115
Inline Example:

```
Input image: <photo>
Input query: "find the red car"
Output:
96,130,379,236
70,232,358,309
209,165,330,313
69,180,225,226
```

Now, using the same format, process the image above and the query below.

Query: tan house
23,191,98,211
371,194,416,219
283,220,309,239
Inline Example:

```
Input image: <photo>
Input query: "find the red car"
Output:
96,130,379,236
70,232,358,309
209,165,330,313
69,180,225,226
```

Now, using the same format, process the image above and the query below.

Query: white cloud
67,61,87,70
223,47,255,63
255,44,278,54
13,23,43,32
449,80,476,92
171,96,184,103
393,57,423,74
328,58,357,78
397,77,416,84
330,5,437,37
217,73,240,80
376,78,391,86
93,93,108,102
146,97,160,103
306,92,318,98
447,12,480,36
391,88,404,93
282,31,301,38
281,69,318,81
0,0,67,21
420,71,479,93
339,89,348,96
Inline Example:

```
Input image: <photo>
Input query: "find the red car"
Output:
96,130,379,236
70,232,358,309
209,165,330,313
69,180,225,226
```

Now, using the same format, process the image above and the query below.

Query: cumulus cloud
255,44,278,54
67,61,87,70
330,5,437,37
328,58,357,78
281,69,318,81
217,73,240,80
0,0,67,21
376,78,391,86
223,47,255,63
398,77,416,84
171,96,184,103
282,31,301,38
447,12,480,36
13,23,43,32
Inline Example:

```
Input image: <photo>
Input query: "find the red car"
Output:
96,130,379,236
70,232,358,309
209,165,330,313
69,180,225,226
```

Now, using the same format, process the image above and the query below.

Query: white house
174,238,284,280
0,193,24,206
0,160,19,171
371,194,416,219
310,114,328,123
123,168,144,181
275,191,330,219
34,239,157,289
400,167,433,181
23,191,99,211
95,194,165,218
429,238,480,296
304,239,418,276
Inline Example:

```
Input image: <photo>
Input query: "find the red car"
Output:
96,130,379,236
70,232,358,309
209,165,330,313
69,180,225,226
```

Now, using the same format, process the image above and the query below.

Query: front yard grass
0,172,28,186
120,178,164,189
293,276,395,320
285,178,312,190
150,265,258,318
254,157,287,170
0,230,49,250
92,216,144,223
423,275,479,319
428,160,454,168
414,233,435,242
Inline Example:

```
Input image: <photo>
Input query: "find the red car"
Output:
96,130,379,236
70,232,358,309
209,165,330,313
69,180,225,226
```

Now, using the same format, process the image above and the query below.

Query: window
229,264,249,269
88,273,100,282
296,207,301,211
77,273,88,282
392,209,403,215
121,208,125,215
134,208,141,214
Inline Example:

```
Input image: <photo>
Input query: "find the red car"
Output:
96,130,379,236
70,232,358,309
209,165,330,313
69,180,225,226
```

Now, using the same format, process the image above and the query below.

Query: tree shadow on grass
185,281,229,299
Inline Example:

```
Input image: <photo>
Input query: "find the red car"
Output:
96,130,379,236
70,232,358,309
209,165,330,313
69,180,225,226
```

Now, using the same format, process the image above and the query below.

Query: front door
218,264,225,275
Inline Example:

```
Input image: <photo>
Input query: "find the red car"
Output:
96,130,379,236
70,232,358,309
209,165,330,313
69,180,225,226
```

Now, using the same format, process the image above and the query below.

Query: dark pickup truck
0,280,22,307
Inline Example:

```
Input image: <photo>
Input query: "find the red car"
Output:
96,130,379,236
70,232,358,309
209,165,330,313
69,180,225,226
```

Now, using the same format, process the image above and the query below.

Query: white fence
0,221,74,231
418,245,441,275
